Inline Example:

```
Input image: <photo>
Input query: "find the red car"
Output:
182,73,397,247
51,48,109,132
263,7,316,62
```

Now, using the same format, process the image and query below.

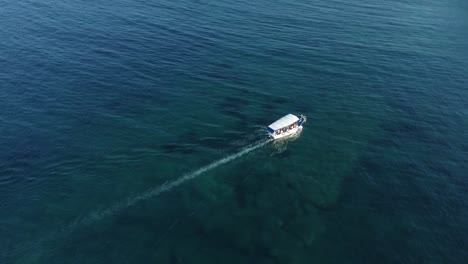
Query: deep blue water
1,0,468,263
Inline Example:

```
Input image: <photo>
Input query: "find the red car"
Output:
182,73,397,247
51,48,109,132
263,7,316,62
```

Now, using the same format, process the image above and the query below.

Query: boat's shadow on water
269,128,303,156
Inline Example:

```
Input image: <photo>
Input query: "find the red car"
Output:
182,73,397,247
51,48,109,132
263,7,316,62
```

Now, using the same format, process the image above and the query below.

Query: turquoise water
1,0,467,263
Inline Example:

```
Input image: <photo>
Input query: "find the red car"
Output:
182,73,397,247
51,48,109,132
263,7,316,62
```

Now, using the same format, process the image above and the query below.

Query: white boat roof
268,114,299,130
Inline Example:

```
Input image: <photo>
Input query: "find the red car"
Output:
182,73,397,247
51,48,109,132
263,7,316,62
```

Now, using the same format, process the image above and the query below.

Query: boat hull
269,126,303,140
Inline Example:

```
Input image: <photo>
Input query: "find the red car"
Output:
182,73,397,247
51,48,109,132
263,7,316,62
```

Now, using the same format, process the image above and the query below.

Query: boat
267,114,307,140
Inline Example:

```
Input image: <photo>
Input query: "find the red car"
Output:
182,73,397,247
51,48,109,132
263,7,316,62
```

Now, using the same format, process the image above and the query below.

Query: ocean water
1,0,467,263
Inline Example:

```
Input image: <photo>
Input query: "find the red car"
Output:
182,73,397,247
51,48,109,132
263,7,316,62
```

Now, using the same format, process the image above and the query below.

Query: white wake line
79,139,271,225
10,139,271,261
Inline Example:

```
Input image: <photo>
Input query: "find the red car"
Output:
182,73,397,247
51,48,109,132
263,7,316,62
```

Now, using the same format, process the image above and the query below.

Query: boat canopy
268,114,299,131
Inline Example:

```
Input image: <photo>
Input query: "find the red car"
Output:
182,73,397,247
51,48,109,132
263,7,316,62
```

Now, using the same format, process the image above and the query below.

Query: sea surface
1,0,467,263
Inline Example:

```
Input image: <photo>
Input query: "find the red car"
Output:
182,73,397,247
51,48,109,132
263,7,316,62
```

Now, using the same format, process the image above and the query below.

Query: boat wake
77,138,272,226
10,138,272,262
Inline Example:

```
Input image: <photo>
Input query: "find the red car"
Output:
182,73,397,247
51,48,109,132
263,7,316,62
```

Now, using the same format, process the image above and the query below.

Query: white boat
267,114,307,140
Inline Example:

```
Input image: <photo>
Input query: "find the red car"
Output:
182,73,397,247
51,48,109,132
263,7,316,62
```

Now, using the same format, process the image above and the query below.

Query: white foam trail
10,139,271,262
80,139,271,225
